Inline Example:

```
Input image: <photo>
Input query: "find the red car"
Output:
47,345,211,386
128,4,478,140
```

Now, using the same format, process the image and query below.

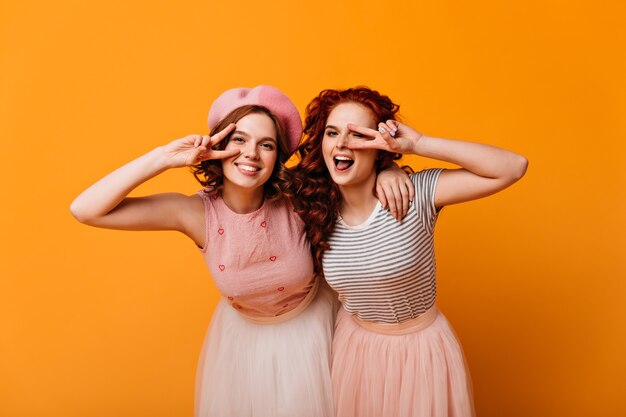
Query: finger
200,135,211,147
196,146,239,162
347,123,378,139
376,184,388,210
400,181,410,219
185,143,207,164
378,123,400,150
187,134,202,147
385,120,398,137
195,149,211,163
208,148,240,160
405,178,415,204
391,182,405,220
210,123,236,145
385,186,399,220
346,139,381,150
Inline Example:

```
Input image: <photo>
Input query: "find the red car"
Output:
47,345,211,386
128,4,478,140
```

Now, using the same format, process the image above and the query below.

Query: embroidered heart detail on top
218,228,224,235
260,221,267,228
269,256,277,261
218,265,225,271
277,286,285,291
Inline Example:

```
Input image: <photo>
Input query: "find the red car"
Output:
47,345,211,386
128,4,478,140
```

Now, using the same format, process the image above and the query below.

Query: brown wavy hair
191,104,292,201
289,87,402,273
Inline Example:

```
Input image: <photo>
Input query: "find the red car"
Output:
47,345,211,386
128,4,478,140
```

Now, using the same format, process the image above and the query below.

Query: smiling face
221,112,278,195
322,102,379,189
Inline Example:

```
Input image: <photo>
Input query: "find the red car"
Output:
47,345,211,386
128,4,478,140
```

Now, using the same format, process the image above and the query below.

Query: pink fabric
332,307,475,417
207,86,303,153
197,192,315,319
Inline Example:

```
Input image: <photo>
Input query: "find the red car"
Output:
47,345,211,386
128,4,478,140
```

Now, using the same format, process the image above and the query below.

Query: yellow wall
1,1,625,415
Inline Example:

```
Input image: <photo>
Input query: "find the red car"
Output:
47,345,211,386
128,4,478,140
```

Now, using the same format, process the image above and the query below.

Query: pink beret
208,86,302,153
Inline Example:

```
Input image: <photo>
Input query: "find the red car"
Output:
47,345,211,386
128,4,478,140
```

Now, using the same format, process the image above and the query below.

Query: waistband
238,277,320,324
351,305,439,335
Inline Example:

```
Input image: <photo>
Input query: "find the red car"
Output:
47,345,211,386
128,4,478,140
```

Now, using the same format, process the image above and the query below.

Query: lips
235,163,261,175
333,155,354,171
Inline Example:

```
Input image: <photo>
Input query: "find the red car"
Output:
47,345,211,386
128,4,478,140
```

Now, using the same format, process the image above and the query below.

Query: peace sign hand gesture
346,120,424,155
161,123,240,168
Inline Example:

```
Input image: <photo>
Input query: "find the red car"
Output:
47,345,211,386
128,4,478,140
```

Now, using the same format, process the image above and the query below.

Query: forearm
70,147,171,222
412,135,528,181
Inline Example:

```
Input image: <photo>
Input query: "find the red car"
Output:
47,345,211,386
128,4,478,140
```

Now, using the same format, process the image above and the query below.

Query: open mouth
333,155,354,171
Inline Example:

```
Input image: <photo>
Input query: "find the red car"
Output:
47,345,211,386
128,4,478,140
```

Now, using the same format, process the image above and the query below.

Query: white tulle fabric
332,307,475,417
194,285,337,417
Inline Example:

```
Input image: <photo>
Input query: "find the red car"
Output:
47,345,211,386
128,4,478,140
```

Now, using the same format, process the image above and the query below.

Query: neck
222,181,265,214
337,173,378,225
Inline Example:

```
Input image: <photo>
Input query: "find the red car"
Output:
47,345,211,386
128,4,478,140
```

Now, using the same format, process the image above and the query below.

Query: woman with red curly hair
291,87,528,417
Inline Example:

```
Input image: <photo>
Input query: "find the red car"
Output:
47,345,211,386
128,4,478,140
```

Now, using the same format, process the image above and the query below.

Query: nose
336,132,348,149
243,142,259,160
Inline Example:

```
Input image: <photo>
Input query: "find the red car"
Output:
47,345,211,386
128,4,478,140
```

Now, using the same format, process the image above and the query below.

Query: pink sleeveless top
197,191,315,319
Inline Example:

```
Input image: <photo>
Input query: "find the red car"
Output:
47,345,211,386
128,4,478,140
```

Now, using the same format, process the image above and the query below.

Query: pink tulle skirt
194,284,337,417
332,307,475,417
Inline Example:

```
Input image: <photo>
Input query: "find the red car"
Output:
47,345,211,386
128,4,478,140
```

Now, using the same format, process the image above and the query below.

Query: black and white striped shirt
323,169,443,324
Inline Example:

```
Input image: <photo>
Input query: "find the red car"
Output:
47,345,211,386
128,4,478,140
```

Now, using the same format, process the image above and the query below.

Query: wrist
148,146,174,171
411,133,426,154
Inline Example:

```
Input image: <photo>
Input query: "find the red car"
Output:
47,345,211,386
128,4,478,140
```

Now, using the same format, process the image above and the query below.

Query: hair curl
191,105,292,201
288,87,402,273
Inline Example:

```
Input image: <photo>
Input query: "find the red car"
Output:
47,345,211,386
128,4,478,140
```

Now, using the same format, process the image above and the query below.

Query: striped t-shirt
322,168,444,324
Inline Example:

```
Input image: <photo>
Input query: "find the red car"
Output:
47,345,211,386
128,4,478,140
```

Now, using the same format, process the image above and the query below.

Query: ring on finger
378,126,387,134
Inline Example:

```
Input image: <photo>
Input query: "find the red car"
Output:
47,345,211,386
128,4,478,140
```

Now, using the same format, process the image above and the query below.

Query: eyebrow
233,130,277,144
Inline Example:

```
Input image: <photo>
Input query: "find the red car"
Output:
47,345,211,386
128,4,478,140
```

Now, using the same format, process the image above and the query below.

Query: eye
325,129,338,137
260,142,275,150
231,136,245,144
351,132,365,138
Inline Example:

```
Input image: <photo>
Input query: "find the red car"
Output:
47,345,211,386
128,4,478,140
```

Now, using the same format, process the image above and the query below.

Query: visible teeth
239,165,259,172
334,156,353,161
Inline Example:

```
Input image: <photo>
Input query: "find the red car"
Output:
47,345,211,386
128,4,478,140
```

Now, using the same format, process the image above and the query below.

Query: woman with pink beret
70,85,411,416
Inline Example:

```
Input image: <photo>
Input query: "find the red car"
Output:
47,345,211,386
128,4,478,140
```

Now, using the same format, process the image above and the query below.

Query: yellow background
2,0,625,416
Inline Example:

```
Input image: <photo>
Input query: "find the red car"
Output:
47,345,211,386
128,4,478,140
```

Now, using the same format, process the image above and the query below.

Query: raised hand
161,123,240,168
346,120,423,155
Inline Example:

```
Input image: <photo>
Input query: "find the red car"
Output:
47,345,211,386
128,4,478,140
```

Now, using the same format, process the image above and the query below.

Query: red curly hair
289,87,402,273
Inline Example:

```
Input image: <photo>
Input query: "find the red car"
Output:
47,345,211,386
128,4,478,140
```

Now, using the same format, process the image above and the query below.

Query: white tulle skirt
194,284,337,417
